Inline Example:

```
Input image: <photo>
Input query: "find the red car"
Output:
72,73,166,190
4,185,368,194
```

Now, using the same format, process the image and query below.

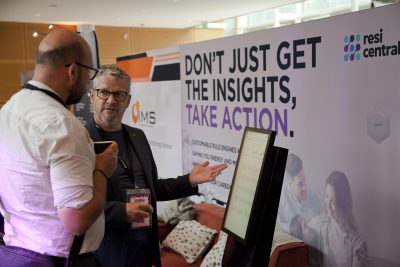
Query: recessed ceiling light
49,4,58,8
33,13,41,17
32,32,45,37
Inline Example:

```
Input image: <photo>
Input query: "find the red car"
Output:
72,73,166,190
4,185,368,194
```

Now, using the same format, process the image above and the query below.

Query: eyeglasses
92,89,129,102
65,62,99,80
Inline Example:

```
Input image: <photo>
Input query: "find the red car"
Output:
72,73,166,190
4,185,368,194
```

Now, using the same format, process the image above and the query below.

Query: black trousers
125,229,153,267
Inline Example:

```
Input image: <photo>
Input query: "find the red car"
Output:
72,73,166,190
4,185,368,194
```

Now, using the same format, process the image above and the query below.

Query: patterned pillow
200,231,228,267
158,198,196,225
162,220,217,263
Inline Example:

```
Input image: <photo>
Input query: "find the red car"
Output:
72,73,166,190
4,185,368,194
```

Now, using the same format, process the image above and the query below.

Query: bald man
0,30,118,266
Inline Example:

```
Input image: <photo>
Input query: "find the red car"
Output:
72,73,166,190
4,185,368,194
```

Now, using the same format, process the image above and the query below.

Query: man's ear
67,63,79,83
88,89,95,104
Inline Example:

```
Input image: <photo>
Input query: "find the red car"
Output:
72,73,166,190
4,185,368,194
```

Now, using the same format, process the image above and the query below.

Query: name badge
127,188,152,229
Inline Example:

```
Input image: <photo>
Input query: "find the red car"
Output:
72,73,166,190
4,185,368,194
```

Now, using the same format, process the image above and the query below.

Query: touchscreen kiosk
221,127,288,267
222,127,275,244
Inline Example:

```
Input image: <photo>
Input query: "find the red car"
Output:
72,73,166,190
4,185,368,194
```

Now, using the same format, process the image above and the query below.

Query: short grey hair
93,65,131,92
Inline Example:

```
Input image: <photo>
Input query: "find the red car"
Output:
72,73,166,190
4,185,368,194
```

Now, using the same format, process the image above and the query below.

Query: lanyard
23,83,65,107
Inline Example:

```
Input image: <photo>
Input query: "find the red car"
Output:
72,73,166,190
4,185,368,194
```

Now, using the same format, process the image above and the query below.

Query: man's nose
106,93,117,103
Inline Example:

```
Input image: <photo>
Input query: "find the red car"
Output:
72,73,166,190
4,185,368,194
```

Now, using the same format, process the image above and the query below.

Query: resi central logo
344,34,361,62
131,100,156,126
344,29,399,62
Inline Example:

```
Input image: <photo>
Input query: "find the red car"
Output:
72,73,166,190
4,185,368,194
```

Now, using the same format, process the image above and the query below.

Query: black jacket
86,120,198,267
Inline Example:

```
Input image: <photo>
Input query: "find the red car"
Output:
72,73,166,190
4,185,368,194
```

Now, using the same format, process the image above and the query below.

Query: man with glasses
0,30,118,266
87,65,228,267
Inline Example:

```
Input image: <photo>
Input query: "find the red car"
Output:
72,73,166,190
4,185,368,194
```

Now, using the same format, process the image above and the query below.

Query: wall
0,22,223,107
0,22,76,107
96,26,223,65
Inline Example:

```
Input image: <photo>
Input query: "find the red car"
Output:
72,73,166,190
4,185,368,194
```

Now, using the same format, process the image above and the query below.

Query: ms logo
131,100,140,124
131,100,156,125
344,34,361,62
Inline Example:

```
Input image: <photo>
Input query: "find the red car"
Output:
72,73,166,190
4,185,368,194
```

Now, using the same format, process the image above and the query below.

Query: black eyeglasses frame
65,62,99,80
91,88,129,102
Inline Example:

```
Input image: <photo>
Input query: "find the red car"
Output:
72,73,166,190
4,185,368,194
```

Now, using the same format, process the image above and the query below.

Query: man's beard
65,81,87,105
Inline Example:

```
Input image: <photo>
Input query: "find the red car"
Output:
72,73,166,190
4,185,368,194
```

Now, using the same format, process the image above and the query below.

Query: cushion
200,231,228,267
158,198,196,225
162,220,217,263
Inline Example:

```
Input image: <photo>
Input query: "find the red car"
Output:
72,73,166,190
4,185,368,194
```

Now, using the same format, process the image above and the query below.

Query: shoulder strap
23,83,65,107
66,234,85,264
0,198,8,235
0,199,4,236
69,234,85,256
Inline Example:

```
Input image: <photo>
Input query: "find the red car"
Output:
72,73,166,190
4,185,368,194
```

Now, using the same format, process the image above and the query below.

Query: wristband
93,168,108,179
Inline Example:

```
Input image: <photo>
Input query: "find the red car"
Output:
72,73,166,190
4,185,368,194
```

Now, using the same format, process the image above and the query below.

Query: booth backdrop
117,5,400,266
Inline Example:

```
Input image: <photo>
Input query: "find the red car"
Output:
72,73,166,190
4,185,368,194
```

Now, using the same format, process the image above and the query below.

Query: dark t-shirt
102,129,147,190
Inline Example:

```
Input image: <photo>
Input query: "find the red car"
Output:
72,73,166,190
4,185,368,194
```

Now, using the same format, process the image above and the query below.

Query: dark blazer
86,120,198,267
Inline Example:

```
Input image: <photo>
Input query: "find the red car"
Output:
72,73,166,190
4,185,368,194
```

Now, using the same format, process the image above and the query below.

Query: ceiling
0,0,302,29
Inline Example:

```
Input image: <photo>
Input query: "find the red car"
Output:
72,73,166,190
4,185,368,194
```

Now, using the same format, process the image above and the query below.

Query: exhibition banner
117,46,183,180
180,4,400,267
